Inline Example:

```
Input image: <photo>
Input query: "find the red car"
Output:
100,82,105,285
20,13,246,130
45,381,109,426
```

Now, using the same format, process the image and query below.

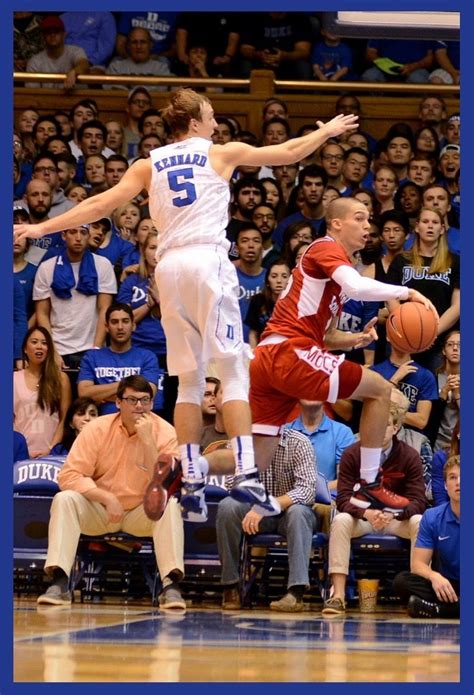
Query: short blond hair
162,88,211,136
443,454,460,481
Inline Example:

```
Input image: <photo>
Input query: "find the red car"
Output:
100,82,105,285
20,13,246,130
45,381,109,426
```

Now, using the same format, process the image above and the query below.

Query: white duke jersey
149,137,231,257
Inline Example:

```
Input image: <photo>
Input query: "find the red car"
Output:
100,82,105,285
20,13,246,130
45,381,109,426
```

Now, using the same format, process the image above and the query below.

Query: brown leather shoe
222,587,241,610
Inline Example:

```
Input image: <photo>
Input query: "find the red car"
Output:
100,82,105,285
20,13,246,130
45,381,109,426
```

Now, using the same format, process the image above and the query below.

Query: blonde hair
408,206,452,274
112,201,141,232
388,402,405,429
138,230,158,278
162,88,211,136
443,454,460,481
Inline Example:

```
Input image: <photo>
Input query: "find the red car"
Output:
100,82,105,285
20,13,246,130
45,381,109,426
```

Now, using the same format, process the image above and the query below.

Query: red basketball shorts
249,337,363,435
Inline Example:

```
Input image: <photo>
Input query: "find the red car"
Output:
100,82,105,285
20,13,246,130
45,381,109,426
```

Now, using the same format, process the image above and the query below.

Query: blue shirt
94,234,135,268
371,359,438,414
285,414,355,481
15,262,37,319
272,212,324,251
61,12,117,66
236,268,266,342
14,277,28,361
311,40,352,76
338,298,379,353
116,273,167,356
415,502,459,581
78,345,160,415
117,12,179,54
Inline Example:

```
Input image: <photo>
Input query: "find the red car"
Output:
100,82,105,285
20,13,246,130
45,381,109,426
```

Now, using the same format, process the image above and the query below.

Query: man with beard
251,203,280,268
226,177,265,259
78,303,159,414
273,164,328,250
23,179,63,265
56,153,78,197
32,152,75,217
234,224,266,343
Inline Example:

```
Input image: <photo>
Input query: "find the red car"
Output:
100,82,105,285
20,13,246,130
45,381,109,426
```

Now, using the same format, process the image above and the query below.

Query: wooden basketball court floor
14,598,459,682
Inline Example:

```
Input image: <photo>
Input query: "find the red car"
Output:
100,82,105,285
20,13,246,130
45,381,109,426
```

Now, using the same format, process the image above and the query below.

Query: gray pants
216,496,318,589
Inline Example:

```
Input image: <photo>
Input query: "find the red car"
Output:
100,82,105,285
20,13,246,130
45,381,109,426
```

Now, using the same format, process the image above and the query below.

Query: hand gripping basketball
387,301,439,353
143,454,182,521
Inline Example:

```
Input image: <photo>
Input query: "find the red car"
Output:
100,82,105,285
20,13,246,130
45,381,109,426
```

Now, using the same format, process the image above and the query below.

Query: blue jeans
361,66,430,83
216,496,317,588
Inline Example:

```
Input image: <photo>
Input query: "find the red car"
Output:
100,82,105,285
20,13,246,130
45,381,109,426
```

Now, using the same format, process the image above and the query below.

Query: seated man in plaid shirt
216,428,318,612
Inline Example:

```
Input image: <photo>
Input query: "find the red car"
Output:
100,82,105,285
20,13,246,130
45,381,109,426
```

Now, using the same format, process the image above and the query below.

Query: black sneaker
407,595,440,618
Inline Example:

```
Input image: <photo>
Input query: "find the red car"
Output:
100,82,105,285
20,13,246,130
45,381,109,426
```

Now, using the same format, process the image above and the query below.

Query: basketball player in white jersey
15,88,358,522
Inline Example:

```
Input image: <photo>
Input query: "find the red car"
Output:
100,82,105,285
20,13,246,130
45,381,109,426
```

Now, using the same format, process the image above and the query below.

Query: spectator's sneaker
322,597,346,615
180,479,208,522
230,474,281,516
37,584,72,606
350,479,409,512
159,584,186,611
270,592,304,612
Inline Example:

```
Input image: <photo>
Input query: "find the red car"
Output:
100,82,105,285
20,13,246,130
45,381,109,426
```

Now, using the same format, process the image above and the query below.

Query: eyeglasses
131,99,151,107
445,342,460,348
34,166,57,173
322,154,344,161
120,395,152,406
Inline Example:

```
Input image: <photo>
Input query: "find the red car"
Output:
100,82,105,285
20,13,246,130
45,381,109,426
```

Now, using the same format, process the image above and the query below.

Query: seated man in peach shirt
37,375,186,610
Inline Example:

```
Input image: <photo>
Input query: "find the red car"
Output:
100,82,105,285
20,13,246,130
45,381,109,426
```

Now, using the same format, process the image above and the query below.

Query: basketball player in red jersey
248,197,436,511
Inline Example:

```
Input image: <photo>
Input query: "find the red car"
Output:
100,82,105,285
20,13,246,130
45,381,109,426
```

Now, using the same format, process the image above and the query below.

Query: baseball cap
13,201,30,219
439,144,460,158
128,86,152,104
428,68,454,85
95,217,112,231
41,15,65,33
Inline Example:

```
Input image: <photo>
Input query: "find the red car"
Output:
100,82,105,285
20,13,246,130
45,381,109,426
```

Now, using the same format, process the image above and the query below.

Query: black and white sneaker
230,474,281,516
180,479,208,522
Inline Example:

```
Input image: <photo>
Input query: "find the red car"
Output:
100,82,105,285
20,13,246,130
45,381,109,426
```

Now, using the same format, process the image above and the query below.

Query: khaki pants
45,490,184,581
328,512,422,575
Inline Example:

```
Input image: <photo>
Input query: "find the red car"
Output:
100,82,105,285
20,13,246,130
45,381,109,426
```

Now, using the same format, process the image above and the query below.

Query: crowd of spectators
15,11,460,86
14,13,460,615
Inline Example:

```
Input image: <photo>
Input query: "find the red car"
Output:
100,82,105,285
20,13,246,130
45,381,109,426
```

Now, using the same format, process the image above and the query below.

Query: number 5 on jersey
167,167,197,207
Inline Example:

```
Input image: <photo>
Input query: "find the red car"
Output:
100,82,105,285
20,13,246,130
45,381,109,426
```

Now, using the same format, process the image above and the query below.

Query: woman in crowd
245,260,291,348
260,177,286,221
426,330,460,452
67,184,89,204
14,326,71,458
394,181,423,230
414,125,440,160
112,201,141,242
280,220,315,268
105,119,126,156
84,154,108,196
351,187,381,221
386,207,460,371
50,397,98,455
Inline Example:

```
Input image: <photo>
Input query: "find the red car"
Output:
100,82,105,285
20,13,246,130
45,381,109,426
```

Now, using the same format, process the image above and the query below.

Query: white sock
179,443,203,481
360,447,382,483
197,456,209,477
231,435,257,475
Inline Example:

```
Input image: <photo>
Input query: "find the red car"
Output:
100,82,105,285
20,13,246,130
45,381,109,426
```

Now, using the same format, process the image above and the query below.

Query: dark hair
138,108,166,134
235,223,263,242
385,122,415,149
215,117,237,139
60,397,98,451
69,99,99,121
394,181,423,215
335,93,361,112
40,134,72,156
117,375,153,399
105,302,134,323
259,176,286,220
288,241,310,270
281,220,315,265
261,259,291,308
414,125,440,159
236,130,258,146
296,124,317,137
77,119,107,142
299,164,328,188
21,326,62,415
205,376,221,388
32,151,58,170
32,115,61,141
350,187,381,220
262,117,291,139
55,152,77,169
232,176,266,201
379,209,410,235
344,146,371,165
105,154,129,169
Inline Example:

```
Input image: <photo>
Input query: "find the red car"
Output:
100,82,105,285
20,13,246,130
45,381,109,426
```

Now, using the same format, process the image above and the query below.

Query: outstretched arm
215,113,358,171
14,159,150,242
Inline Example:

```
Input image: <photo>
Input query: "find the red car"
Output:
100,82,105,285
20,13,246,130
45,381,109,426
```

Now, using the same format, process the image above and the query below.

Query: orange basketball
386,302,439,353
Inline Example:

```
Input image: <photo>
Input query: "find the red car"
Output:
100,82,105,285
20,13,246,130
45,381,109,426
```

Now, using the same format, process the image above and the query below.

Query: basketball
386,302,439,353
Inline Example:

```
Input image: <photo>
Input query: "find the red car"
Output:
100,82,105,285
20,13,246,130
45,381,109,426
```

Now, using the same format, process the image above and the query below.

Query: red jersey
262,236,352,346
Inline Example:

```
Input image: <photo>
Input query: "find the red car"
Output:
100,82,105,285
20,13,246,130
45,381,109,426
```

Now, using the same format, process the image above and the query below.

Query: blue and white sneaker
230,474,281,516
180,479,208,522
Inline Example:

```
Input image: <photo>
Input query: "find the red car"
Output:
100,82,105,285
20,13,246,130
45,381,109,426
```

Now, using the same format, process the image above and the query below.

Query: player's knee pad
176,369,206,406
214,354,250,403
